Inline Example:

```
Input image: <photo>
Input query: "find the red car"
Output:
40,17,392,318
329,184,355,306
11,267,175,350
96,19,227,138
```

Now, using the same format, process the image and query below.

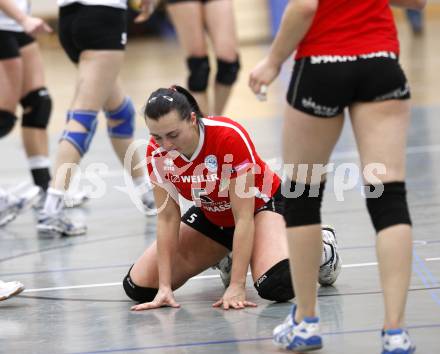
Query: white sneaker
37,211,87,236
0,280,25,301
0,184,40,226
319,226,342,286
273,304,323,351
382,328,416,354
0,198,19,227
212,253,232,288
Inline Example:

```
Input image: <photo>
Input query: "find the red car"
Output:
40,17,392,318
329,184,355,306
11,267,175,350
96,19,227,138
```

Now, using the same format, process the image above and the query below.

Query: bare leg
250,211,288,280
103,79,144,180
204,0,239,114
51,50,124,191
19,42,48,158
130,223,229,289
350,99,412,330
0,57,22,114
282,106,344,320
167,2,209,113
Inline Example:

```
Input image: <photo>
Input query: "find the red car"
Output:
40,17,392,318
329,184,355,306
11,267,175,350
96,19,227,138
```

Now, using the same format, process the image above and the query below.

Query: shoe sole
289,344,323,352
37,225,87,237
382,350,415,354
0,212,18,227
318,253,342,286
0,285,25,301
273,339,323,352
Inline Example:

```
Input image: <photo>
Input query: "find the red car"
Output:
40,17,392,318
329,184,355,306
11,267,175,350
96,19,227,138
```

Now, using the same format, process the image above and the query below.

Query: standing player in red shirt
123,85,342,310
249,0,426,352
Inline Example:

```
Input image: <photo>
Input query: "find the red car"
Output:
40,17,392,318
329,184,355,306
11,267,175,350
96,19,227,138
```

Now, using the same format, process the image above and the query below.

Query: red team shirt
296,0,399,59
147,117,281,227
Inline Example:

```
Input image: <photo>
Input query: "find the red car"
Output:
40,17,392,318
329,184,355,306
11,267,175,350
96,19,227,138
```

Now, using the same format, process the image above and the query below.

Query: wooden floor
1,17,440,354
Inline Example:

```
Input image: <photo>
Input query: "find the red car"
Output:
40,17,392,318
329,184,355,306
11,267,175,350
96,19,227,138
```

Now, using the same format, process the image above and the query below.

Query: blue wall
268,0,289,37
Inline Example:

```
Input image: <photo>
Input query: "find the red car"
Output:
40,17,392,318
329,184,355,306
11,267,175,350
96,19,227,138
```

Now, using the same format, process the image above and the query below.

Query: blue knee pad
61,110,98,156
105,97,135,138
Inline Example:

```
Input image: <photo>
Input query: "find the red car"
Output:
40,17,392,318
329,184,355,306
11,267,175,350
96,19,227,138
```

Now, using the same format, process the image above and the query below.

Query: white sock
43,188,64,215
28,155,50,169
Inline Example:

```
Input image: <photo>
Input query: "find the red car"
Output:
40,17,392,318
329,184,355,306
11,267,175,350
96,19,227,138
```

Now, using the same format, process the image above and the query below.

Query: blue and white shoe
382,328,415,354
273,304,323,351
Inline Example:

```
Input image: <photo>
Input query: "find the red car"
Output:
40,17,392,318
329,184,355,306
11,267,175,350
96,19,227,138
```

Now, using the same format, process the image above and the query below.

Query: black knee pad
216,57,240,86
20,87,52,129
123,268,158,303
365,181,412,233
283,181,325,227
0,110,17,138
186,56,210,92
254,259,294,302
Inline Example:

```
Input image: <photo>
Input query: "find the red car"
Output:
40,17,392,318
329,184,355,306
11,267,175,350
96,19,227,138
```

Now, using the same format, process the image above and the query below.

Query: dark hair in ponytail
144,85,204,121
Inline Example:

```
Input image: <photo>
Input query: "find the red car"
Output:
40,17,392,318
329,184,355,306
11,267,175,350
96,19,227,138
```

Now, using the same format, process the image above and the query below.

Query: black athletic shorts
181,186,284,251
286,52,411,118
0,30,35,60
58,3,127,63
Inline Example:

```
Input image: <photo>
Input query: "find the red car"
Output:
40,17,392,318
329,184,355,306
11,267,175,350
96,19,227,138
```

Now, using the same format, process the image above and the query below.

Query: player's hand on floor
131,287,180,311
213,283,257,310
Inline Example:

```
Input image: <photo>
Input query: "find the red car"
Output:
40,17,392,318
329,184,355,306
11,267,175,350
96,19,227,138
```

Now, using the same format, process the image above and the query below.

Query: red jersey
147,116,281,227
296,0,399,59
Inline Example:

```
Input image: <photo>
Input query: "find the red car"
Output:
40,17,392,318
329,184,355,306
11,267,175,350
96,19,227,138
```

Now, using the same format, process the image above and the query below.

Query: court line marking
68,323,440,354
20,257,439,294
341,261,377,268
22,274,221,293
2,238,438,276
413,252,440,308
